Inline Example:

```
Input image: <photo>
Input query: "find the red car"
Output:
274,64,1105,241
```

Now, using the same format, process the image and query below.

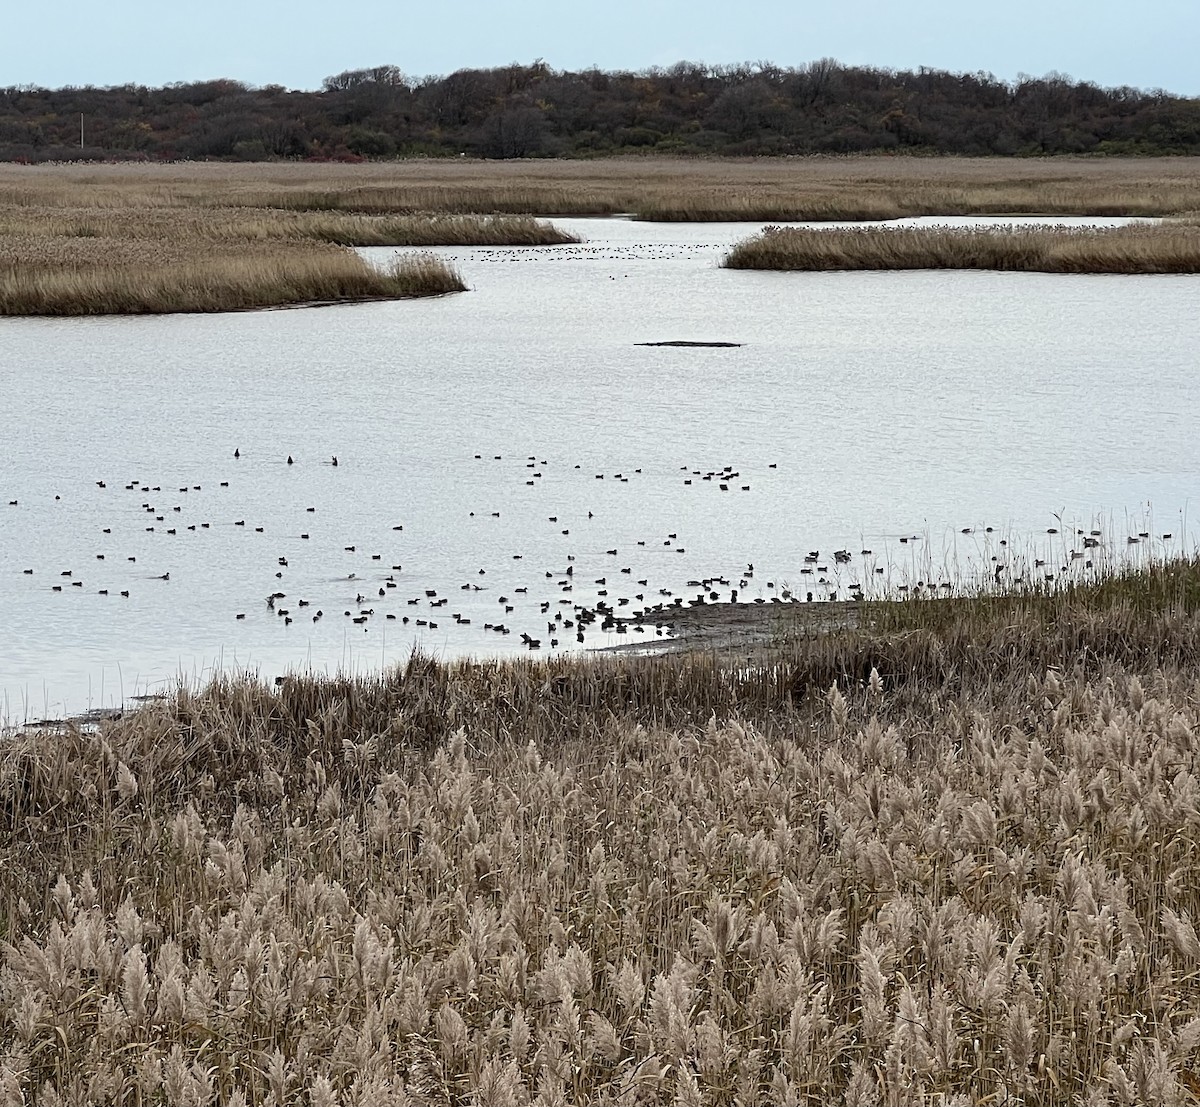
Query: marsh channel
2,214,1197,721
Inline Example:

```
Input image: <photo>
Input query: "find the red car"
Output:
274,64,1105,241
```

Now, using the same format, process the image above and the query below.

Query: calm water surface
2,216,1197,720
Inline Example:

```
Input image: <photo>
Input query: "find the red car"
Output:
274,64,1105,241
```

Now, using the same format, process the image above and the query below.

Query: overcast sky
6,0,1197,95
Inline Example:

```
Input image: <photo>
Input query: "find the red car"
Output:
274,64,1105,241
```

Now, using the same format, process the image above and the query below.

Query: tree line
2,59,1198,162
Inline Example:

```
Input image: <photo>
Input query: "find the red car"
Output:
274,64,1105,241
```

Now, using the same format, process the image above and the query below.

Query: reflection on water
1,216,1197,720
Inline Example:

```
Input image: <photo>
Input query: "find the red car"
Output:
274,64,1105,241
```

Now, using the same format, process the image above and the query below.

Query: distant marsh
4,156,1199,221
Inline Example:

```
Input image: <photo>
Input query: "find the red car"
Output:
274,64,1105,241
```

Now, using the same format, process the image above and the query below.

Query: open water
2,216,1196,720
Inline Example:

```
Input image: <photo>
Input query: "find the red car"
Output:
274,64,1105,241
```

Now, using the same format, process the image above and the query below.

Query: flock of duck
472,242,718,267
8,447,1178,665
8,448,861,657
238,451,860,650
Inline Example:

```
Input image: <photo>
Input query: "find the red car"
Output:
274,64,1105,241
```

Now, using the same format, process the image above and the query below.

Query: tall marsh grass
723,221,1200,273
0,249,464,316
5,562,1200,1103
303,213,577,247
0,203,497,314
0,179,577,314
0,207,576,247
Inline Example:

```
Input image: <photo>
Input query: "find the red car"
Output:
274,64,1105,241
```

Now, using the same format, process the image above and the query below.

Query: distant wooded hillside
3,59,1199,162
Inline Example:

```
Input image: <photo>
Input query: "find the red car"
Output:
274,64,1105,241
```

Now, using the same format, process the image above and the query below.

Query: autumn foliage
2,59,1199,163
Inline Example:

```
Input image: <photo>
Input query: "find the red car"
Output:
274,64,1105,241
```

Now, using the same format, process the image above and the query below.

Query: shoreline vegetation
4,159,1200,312
621,554,1200,657
0,250,466,317
5,559,1200,1102
3,158,1200,311
723,221,1200,274
0,202,579,314
0,205,579,248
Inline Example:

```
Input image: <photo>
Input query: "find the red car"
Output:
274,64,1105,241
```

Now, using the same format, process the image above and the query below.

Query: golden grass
4,156,1200,220
299,213,577,247
723,221,1200,273
0,174,579,314
2,160,1197,312
0,245,464,316
5,562,1200,1102
0,206,577,248
0,203,531,314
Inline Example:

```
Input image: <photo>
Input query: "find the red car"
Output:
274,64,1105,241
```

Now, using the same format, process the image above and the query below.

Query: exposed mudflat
598,599,864,656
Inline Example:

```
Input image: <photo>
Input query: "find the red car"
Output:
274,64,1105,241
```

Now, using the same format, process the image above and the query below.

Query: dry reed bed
6,565,1200,1103
0,250,464,316
0,182,575,314
723,222,1200,273
0,204,524,314
4,157,1200,220
2,159,1196,312
0,207,577,247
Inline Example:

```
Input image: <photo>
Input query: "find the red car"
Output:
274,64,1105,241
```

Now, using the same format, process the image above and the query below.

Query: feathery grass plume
868,666,884,698
115,762,138,804
1162,908,1200,963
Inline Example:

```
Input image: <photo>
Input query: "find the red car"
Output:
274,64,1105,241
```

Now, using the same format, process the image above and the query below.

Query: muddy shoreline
594,599,863,657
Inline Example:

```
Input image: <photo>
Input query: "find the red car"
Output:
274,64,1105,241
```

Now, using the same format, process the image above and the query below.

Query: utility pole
80,113,84,149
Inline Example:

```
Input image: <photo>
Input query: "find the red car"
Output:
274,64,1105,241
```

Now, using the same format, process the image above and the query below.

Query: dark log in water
635,340,742,347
